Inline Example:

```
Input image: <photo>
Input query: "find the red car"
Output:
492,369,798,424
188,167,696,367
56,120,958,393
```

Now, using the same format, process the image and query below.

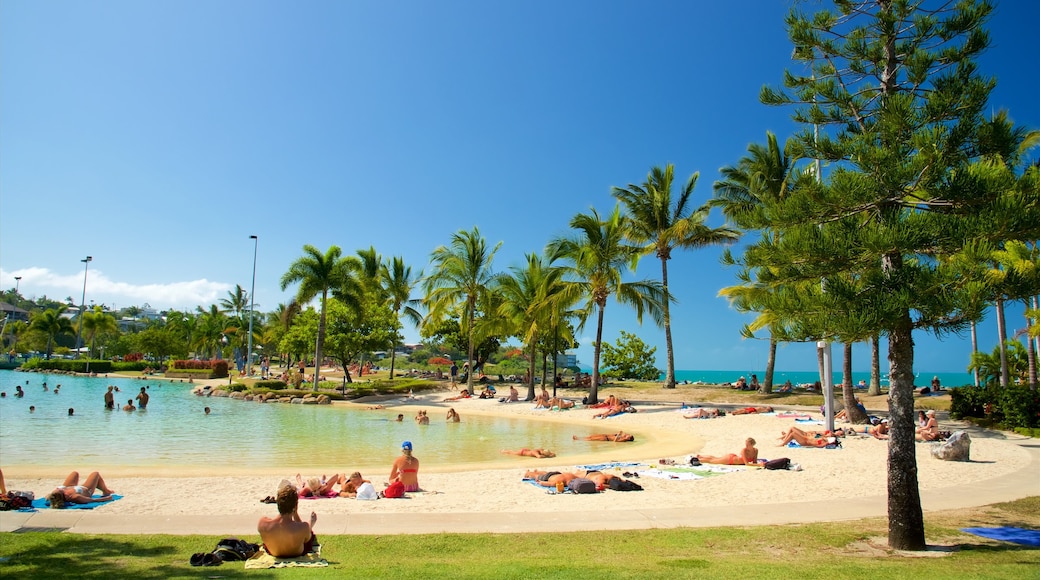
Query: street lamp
246,235,258,377
74,256,92,358
14,276,22,293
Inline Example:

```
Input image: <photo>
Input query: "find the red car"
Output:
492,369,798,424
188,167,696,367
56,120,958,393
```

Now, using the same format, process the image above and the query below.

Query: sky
2,1,1037,374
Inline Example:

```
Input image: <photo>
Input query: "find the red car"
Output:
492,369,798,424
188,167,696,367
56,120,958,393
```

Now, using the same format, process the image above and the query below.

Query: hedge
20,358,113,374
950,385,1040,429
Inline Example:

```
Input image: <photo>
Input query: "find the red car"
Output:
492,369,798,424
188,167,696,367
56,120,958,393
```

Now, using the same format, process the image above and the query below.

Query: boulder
931,430,970,461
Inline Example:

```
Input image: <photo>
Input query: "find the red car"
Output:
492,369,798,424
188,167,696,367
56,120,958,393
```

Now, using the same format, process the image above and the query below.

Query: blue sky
2,1,1037,373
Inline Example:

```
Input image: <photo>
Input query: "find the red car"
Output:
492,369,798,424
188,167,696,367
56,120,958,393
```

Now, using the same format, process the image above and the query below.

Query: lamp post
14,276,22,293
246,235,258,377
74,257,92,358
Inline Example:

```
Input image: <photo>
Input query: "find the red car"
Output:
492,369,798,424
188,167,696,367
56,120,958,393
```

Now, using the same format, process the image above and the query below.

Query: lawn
1,498,1036,579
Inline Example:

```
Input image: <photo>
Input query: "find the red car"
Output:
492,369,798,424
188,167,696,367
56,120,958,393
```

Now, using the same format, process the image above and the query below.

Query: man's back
257,514,311,558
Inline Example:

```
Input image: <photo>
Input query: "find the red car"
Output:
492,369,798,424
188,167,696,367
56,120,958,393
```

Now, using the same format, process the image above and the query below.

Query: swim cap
402,441,412,450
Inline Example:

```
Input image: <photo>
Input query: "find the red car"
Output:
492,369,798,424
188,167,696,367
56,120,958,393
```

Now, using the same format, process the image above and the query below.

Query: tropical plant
81,307,118,359
547,205,666,404
280,245,362,389
219,284,251,319
423,227,501,393
381,256,424,381
614,164,739,388
29,306,74,359
600,330,660,380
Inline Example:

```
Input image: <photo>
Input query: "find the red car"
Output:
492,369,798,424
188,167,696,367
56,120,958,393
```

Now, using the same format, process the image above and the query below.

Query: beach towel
576,462,642,471
244,546,328,569
777,413,812,419
961,527,1040,547
522,478,574,493
299,490,339,500
794,418,824,424
637,465,739,480
30,494,123,510
787,441,842,449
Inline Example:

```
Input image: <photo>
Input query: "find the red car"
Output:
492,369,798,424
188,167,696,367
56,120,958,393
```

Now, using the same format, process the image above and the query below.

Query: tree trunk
996,297,1009,388
525,342,538,401
842,342,868,423
389,344,398,381
313,290,327,391
816,342,826,386
1027,301,1035,392
970,320,980,388
869,334,882,396
762,335,776,393
466,298,476,394
886,306,925,551
589,303,605,405
661,257,676,388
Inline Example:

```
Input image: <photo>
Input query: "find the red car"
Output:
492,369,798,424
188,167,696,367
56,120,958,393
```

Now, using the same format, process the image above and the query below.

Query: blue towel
576,462,642,471
961,527,1040,547
30,494,123,510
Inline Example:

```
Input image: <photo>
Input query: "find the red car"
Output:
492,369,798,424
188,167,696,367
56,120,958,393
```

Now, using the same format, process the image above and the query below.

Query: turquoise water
0,371,599,472
667,369,974,388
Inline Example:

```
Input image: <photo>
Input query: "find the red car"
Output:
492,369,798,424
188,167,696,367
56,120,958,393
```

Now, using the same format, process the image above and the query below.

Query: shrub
18,359,112,373
227,383,248,392
999,386,1040,429
111,361,151,372
211,360,229,378
951,384,1040,429
253,380,287,391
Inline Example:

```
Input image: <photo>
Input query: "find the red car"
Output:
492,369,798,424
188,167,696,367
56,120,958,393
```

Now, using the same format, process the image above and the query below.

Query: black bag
608,478,643,491
568,477,597,494
764,458,790,470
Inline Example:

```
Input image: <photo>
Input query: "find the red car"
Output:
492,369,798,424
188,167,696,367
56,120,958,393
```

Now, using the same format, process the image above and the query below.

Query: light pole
14,276,22,293
246,235,258,377
74,256,92,358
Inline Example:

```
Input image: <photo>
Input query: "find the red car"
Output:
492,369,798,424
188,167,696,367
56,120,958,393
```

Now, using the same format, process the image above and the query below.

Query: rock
316,395,330,405
931,430,970,461
290,397,304,404
301,397,318,405
230,391,245,399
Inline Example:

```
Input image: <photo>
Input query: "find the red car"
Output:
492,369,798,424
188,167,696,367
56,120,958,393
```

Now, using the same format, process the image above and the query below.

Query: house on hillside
0,302,29,322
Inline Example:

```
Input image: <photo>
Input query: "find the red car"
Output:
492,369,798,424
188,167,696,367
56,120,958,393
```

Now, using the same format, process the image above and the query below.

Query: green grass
2,498,1037,579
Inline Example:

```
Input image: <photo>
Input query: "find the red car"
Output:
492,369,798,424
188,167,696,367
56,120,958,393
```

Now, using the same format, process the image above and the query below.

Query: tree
81,307,118,359
423,227,501,393
381,256,423,381
280,245,360,389
614,164,739,389
751,0,1039,550
219,284,251,318
547,206,666,404
323,297,395,388
29,306,74,359
601,331,660,380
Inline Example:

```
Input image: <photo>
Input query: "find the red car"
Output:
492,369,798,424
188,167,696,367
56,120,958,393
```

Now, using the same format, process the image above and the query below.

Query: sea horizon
577,368,976,388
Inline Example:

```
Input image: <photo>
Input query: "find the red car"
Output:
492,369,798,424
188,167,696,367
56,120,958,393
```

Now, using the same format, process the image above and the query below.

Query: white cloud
2,267,232,311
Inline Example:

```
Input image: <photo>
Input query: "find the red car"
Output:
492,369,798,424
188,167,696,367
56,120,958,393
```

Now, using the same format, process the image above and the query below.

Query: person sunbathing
683,407,721,419
46,470,115,508
548,396,575,410
257,484,318,558
534,387,551,408
778,426,840,447
850,421,889,439
339,472,378,499
730,405,773,415
916,410,939,441
592,401,633,419
501,448,556,458
531,471,578,487
445,389,471,401
590,395,618,409
573,431,634,442
582,470,620,487
696,438,759,466
295,473,344,498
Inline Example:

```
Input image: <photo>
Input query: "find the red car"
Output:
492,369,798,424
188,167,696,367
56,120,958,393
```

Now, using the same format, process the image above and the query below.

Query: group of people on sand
524,468,620,489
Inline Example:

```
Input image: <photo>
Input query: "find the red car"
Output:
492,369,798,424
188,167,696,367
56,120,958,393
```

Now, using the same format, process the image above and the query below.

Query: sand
4,385,1033,519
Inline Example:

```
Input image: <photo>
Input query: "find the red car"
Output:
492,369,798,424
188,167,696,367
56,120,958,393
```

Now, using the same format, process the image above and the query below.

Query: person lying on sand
683,407,722,419
573,431,634,442
730,406,773,415
589,395,618,409
777,426,843,447
527,471,578,487
445,389,471,401
501,448,556,458
849,420,889,439
47,470,115,508
696,438,759,466
592,401,634,419
548,396,575,410
296,473,344,498
258,484,318,558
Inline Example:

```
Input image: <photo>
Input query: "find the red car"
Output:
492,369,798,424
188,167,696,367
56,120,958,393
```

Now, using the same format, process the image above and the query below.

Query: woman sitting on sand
696,438,759,466
916,410,939,441
501,448,556,458
47,471,115,508
389,441,421,492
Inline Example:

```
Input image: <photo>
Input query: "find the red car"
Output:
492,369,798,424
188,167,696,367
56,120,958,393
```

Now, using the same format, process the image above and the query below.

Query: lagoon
0,371,612,474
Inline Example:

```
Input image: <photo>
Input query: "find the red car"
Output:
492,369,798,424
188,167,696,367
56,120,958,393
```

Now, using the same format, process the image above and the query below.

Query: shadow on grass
0,534,185,580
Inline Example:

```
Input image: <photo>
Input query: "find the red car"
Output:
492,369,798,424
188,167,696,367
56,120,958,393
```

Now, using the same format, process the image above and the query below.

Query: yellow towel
244,545,328,569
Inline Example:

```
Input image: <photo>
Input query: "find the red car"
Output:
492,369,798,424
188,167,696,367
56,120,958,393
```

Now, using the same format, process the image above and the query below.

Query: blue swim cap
402,441,412,450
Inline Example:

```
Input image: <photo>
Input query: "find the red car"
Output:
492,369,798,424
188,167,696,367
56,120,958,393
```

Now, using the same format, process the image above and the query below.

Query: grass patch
2,499,1037,579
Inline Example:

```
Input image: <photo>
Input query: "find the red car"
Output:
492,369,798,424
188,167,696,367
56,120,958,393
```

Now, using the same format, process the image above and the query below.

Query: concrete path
3,430,1037,536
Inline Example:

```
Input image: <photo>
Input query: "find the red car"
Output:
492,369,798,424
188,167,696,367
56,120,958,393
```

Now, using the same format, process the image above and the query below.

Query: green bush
111,361,151,371
227,383,249,392
18,358,112,373
999,386,1040,429
949,385,996,419
951,384,1040,429
253,380,287,391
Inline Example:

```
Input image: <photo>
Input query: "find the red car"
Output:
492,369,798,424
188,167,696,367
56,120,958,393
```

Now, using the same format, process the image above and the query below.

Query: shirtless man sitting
573,431,634,442
257,484,318,558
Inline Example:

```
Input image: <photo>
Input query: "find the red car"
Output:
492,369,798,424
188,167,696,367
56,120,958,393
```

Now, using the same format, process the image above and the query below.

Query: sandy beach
3,384,1035,525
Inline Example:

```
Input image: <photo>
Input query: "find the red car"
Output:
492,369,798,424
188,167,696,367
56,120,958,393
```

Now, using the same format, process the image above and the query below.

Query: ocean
667,369,975,388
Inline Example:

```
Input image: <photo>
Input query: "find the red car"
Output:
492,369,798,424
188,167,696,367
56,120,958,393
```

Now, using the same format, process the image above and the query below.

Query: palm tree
614,164,739,388
81,307,118,358
496,253,567,400
29,306,75,359
381,256,423,381
280,245,358,388
194,305,230,359
547,206,666,404
424,228,501,393
270,301,301,368
219,284,251,319
712,132,801,391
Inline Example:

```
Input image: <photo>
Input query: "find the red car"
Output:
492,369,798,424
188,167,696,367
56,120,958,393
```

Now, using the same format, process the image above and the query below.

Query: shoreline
3,382,1035,532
